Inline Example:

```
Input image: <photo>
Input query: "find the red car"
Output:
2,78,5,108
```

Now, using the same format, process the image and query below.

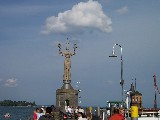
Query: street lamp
109,44,124,107
76,81,82,104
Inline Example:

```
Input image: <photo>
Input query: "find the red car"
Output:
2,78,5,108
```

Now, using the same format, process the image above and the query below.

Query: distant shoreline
0,100,36,106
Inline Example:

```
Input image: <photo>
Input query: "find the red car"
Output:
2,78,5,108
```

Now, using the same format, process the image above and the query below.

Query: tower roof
132,91,142,96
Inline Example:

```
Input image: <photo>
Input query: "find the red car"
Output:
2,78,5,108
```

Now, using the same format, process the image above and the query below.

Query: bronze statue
58,38,77,81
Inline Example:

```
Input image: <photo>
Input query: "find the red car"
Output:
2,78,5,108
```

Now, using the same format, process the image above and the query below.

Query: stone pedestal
56,88,78,112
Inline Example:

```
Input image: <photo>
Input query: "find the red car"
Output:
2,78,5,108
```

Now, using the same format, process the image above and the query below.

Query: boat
98,107,160,120
4,113,11,118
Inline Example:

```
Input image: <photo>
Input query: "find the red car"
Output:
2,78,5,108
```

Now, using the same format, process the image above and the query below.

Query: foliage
0,100,36,106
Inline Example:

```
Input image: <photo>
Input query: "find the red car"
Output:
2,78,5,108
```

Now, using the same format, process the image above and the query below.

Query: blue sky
0,0,160,107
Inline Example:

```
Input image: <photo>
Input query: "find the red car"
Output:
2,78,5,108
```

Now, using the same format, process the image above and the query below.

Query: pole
121,53,124,106
109,44,124,107
119,45,124,107
153,75,157,109
102,111,105,120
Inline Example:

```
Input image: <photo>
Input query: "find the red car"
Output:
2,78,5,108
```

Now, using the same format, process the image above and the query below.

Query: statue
58,38,77,81
56,38,78,112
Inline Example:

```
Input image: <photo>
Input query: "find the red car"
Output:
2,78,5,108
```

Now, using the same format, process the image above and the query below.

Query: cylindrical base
131,106,138,120
61,80,73,89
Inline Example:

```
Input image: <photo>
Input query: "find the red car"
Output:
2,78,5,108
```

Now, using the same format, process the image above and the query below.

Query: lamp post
109,44,124,107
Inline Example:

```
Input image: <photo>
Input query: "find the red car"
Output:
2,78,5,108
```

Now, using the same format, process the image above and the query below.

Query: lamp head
58,43,61,48
78,89,82,92
109,50,117,57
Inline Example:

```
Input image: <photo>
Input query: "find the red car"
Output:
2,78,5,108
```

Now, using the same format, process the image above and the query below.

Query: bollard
96,107,100,117
131,106,138,120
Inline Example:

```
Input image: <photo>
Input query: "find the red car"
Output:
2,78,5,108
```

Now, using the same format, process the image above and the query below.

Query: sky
0,0,160,107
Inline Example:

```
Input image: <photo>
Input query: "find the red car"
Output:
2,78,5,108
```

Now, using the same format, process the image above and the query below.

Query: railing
139,111,160,118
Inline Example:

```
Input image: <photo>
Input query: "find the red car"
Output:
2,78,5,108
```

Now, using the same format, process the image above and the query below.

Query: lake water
0,106,35,120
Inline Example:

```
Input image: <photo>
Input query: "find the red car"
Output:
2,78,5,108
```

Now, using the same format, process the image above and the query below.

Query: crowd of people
64,106,92,120
33,106,55,120
33,105,126,120
33,105,92,120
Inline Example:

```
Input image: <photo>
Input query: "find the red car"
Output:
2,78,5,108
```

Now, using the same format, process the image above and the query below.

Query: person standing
37,108,45,120
109,108,124,120
86,107,92,120
77,112,87,120
39,107,54,120
33,108,39,120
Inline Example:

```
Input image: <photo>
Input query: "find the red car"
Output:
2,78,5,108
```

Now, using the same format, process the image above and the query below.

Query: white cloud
116,6,128,15
42,0,112,34
4,78,18,87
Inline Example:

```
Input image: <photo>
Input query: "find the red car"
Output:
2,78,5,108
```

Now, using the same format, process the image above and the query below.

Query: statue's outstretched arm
58,43,64,56
70,43,77,56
